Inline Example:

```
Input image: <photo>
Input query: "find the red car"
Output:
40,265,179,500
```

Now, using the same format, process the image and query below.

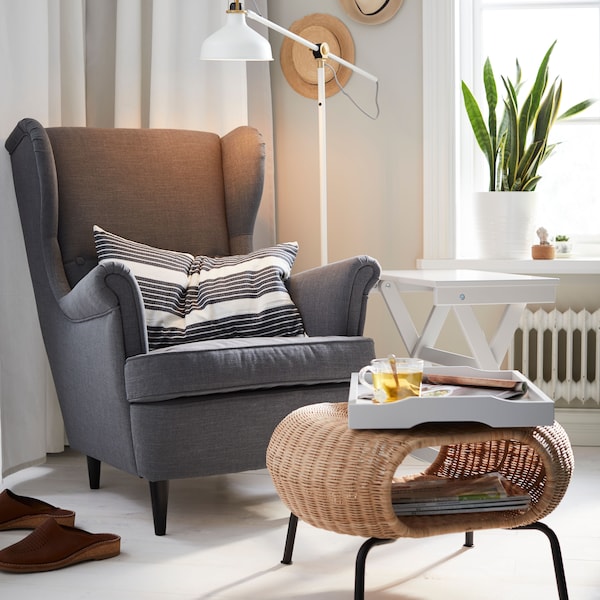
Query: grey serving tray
348,366,554,429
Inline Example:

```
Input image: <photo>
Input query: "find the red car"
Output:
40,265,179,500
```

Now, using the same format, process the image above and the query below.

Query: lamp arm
326,51,378,83
246,10,378,83
246,10,319,53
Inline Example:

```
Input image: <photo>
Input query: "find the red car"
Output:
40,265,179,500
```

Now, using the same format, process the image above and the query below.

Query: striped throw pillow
93,226,305,350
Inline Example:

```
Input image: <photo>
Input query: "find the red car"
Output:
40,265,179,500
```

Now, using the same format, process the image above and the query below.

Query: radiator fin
509,308,600,408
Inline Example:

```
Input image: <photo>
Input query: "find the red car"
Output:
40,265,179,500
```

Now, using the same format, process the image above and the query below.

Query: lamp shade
200,12,273,61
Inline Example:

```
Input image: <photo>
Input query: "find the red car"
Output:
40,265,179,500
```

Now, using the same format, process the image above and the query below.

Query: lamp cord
249,0,262,15
324,62,380,121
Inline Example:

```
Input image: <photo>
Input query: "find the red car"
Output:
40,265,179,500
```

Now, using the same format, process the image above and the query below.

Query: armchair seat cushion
125,336,375,403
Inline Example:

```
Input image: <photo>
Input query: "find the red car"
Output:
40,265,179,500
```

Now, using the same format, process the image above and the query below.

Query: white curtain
0,0,274,478
0,0,85,478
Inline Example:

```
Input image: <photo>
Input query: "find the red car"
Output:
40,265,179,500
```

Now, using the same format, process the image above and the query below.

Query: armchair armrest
287,256,380,336
59,262,148,357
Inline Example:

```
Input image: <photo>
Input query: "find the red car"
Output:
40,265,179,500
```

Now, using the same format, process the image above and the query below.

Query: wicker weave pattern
266,403,574,540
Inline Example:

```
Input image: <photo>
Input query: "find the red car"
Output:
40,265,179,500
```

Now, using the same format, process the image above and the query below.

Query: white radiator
509,308,600,407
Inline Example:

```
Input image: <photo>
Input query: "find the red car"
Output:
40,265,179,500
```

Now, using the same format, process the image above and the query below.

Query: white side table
378,269,559,369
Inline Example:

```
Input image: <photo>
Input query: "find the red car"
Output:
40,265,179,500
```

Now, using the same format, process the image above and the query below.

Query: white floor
0,446,598,599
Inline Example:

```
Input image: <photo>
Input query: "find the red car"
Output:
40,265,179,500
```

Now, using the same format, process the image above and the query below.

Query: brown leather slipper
0,517,120,573
0,489,75,530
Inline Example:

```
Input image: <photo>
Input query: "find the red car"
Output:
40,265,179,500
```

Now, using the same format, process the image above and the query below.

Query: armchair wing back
5,118,381,535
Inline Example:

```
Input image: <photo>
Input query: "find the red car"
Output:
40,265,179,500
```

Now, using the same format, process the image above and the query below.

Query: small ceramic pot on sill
531,244,555,260
555,241,573,258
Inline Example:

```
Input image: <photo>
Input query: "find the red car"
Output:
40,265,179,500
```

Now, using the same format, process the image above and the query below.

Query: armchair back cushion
46,125,264,287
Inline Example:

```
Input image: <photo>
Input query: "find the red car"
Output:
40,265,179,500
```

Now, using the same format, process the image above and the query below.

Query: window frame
422,0,460,260
422,0,600,263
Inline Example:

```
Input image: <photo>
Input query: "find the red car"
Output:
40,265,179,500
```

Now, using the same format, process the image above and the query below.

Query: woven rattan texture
266,403,574,540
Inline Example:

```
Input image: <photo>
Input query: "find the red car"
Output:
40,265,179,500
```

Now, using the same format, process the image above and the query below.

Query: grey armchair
5,118,380,535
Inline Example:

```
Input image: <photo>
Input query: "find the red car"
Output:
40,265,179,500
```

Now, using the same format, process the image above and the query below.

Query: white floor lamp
200,2,378,266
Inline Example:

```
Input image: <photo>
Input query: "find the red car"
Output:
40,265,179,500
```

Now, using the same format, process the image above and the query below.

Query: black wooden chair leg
513,522,569,600
355,538,395,600
149,480,169,536
281,513,298,564
87,456,101,489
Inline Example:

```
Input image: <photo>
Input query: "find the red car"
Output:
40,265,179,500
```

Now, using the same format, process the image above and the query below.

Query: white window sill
417,258,600,275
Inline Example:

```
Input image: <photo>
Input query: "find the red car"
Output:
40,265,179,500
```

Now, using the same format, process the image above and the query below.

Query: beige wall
267,0,421,357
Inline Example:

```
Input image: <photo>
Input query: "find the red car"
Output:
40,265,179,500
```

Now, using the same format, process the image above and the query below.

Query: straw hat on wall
338,0,404,25
280,13,355,99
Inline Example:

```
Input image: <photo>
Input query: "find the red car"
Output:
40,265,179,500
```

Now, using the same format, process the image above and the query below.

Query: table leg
379,281,420,354
453,305,500,369
490,302,526,365
412,305,452,358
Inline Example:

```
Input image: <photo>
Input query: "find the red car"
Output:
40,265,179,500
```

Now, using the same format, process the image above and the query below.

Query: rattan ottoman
266,402,574,600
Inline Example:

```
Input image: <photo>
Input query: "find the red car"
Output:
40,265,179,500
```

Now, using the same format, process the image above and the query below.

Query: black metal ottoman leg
355,537,395,600
281,513,299,565
513,522,569,600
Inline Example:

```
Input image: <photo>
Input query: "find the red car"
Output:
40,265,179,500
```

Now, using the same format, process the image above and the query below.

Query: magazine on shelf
391,472,530,516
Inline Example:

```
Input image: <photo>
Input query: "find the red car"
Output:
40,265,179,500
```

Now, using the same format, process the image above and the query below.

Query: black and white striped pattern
93,226,305,350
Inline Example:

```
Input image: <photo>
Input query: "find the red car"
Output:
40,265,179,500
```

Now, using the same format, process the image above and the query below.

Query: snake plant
462,41,596,191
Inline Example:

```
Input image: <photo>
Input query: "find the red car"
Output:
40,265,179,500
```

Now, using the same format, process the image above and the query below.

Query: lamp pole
247,11,331,264
317,60,328,266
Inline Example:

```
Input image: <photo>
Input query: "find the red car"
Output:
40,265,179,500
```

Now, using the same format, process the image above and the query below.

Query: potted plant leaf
461,41,595,258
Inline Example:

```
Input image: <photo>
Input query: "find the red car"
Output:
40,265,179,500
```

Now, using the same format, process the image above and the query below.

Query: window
423,0,600,259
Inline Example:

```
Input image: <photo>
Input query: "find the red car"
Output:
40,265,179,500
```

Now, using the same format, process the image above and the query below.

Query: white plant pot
555,241,573,258
473,191,540,259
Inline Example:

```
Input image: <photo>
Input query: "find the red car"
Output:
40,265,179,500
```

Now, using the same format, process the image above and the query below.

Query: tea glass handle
358,366,375,390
